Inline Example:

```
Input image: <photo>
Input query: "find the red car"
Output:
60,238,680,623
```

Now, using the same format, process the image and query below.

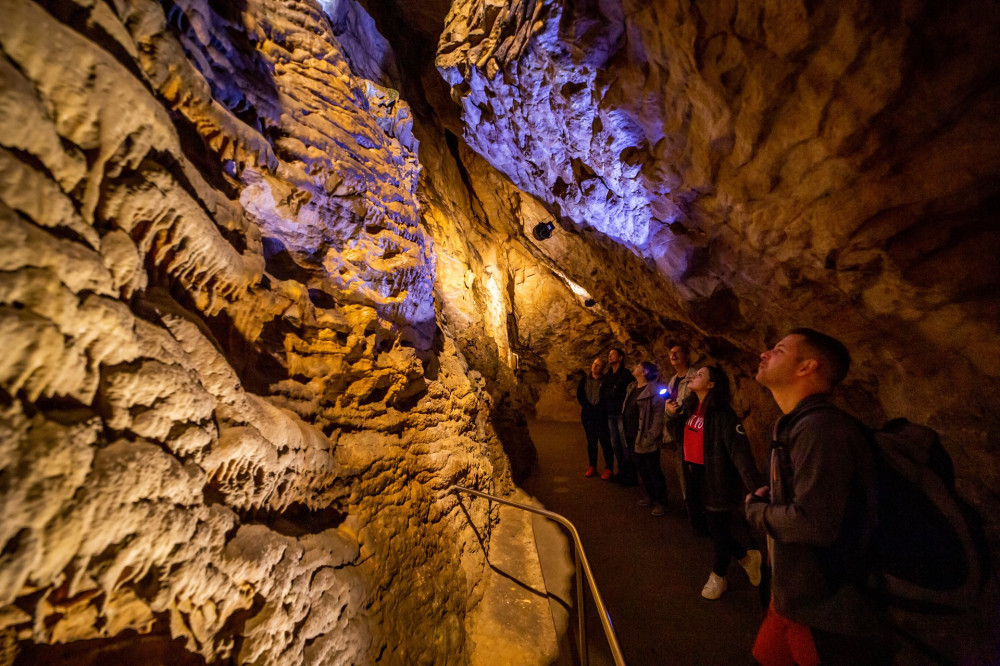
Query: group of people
576,329,892,664
577,342,762,599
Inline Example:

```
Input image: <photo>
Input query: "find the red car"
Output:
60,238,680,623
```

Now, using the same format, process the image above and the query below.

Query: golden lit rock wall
0,0,513,662
437,0,1000,517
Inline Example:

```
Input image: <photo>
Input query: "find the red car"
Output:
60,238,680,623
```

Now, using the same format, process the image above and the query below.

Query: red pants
752,601,819,666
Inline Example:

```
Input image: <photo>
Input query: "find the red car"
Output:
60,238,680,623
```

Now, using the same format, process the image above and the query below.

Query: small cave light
532,221,556,241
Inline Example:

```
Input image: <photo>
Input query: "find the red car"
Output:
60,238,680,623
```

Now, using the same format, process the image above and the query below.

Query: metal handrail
450,484,626,666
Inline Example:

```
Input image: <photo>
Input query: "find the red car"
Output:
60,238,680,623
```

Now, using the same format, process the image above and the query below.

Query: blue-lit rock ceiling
436,0,1000,500
1,0,999,663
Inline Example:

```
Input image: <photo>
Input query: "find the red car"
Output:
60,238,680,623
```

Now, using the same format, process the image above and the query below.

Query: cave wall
436,0,1000,527
352,0,639,438
0,0,528,662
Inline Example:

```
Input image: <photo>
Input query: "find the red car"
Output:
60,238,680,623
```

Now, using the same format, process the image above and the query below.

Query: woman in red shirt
666,366,763,600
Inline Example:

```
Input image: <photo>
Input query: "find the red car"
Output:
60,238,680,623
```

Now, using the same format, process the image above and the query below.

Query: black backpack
866,418,990,613
777,404,990,613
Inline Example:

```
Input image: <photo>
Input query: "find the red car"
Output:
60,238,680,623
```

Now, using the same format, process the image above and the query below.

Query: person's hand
746,486,770,505
664,399,679,416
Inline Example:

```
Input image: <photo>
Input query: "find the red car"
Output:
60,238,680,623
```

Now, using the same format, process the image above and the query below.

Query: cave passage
1,0,999,663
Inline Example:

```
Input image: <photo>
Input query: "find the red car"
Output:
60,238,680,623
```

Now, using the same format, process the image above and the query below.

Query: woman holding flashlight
666,365,763,599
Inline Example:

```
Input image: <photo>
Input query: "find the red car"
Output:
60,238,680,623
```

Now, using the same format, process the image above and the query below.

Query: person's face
591,359,605,377
688,367,715,393
632,363,644,381
608,349,621,366
669,346,687,369
757,335,805,388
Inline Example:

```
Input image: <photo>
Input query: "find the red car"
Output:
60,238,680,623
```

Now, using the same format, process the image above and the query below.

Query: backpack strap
770,398,845,449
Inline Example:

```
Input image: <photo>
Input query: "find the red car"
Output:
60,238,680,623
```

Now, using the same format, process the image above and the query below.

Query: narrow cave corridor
1,0,999,663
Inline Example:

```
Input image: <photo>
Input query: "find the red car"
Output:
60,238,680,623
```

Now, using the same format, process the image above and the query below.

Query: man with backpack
746,328,893,665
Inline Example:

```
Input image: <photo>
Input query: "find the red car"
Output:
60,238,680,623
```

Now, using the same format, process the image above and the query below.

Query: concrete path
521,420,765,666
466,489,563,666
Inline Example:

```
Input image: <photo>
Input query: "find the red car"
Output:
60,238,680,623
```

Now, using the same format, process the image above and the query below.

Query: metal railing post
576,551,587,666
449,485,626,666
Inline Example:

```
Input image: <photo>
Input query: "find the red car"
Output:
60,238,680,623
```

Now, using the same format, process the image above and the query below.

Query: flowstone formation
0,0,521,663
437,0,1000,524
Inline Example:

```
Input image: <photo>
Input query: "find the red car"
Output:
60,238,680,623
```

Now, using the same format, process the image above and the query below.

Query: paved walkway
521,421,764,666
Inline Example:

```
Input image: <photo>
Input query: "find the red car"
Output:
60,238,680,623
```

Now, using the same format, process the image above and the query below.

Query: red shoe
584,466,596,477
600,469,613,480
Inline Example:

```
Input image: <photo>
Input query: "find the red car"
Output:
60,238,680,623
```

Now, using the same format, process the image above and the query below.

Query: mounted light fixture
531,221,556,241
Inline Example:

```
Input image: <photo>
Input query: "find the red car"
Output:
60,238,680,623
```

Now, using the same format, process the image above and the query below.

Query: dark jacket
621,381,639,449
600,364,633,416
576,373,606,426
668,396,762,510
745,394,885,636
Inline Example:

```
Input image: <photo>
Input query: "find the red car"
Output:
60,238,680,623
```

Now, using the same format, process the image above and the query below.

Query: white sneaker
739,549,762,587
701,572,727,600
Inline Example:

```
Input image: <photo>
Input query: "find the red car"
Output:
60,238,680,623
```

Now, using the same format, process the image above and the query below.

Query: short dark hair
611,347,625,361
788,327,851,388
640,361,658,382
668,342,689,357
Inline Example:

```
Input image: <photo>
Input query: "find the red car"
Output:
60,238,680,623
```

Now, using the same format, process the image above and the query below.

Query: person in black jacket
667,365,763,600
600,348,637,485
577,358,613,479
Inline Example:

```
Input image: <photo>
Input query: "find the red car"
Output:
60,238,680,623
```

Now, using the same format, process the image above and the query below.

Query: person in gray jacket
746,328,890,664
630,361,668,516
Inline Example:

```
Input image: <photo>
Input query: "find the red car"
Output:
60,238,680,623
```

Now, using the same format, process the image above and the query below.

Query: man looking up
601,348,637,485
577,357,613,479
666,343,696,400
746,328,890,665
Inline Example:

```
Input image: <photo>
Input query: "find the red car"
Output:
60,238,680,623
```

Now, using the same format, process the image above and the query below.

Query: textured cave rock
0,0,522,662
3,0,1000,662
436,0,1000,516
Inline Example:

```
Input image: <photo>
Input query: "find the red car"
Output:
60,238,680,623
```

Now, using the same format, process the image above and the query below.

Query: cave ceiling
363,0,1000,499
435,0,1000,385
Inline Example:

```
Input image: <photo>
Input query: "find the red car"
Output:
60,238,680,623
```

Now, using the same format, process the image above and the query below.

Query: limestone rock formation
0,0,519,662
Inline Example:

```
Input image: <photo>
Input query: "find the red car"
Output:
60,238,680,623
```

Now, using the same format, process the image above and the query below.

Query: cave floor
521,420,764,666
